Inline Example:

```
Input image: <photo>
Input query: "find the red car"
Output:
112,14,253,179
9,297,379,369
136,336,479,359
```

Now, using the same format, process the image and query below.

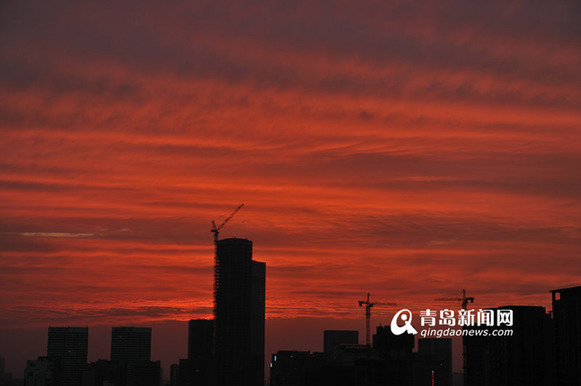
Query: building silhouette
323,331,359,357
463,306,554,386
270,347,377,386
111,327,151,362
214,238,265,386
82,359,125,386
110,327,159,386
0,358,14,386
47,327,88,386
24,357,57,386
413,339,452,386
551,285,581,385
82,359,161,386
188,319,213,361
271,328,416,386
373,325,414,385
173,319,214,386
270,351,313,386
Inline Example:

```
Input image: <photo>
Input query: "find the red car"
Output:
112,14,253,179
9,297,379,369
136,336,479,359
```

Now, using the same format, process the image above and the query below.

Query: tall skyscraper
551,286,581,385
214,238,266,386
47,327,88,386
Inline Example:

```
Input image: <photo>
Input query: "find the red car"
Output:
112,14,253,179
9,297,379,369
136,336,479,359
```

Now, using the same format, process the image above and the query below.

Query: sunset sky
1,0,580,376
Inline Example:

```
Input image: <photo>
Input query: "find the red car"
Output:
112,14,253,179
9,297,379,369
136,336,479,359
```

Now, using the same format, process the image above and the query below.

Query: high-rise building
551,286,581,385
214,238,266,386
47,327,88,386
110,327,154,386
111,327,151,362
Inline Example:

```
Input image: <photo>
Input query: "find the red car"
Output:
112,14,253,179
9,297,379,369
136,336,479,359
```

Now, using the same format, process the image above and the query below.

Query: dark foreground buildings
270,328,452,386
463,285,581,386
414,338,452,386
551,286,581,385
214,238,266,386
463,306,554,386
24,326,160,386
324,331,359,355
270,285,581,386
24,327,88,386
82,326,160,386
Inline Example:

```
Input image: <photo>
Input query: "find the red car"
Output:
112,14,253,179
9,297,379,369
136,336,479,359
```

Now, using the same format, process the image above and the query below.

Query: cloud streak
5,232,96,238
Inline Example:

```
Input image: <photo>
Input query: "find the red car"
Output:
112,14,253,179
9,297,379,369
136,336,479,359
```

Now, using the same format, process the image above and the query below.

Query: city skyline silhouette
1,235,579,385
3,278,579,385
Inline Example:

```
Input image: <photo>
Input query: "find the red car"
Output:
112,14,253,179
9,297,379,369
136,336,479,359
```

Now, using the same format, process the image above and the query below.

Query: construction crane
358,293,398,347
358,293,375,347
435,289,475,310
211,203,244,246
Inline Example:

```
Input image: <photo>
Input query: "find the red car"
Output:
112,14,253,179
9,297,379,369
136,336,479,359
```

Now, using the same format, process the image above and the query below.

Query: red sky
1,0,580,377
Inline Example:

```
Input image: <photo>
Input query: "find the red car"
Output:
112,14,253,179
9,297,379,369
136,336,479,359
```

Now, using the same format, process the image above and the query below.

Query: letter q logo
390,309,418,335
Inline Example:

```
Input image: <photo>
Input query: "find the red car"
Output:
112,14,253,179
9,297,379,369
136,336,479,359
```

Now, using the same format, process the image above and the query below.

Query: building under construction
214,238,266,386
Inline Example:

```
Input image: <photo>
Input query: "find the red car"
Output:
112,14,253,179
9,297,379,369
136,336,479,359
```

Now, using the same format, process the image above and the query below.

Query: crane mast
358,293,375,347
211,203,244,316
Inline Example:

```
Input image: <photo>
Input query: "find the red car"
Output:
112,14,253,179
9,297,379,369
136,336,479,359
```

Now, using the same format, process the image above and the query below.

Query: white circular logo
390,309,418,335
